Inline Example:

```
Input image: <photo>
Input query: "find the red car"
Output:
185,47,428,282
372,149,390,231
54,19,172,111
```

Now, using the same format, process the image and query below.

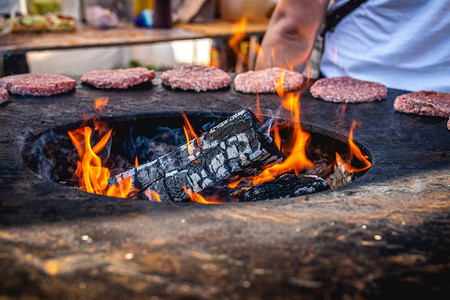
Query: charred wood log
110,109,283,202
329,154,354,188
240,174,329,202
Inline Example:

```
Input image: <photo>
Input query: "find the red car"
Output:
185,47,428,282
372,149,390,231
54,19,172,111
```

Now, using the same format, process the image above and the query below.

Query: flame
106,176,133,198
94,97,109,112
228,17,248,71
228,17,247,56
255,93,264,123
336,121,372,173
144,190,162,202
228,177,244,189
182,187,222,204
68,124,135,198
273,126,281,150
181,113,202,156
135,156,139,168
254,90,315,185
339,103,347,120
275,69,286,97
305,60,311,84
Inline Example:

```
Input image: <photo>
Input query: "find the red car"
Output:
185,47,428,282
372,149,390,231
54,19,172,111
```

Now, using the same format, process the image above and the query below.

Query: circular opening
22,111,372,202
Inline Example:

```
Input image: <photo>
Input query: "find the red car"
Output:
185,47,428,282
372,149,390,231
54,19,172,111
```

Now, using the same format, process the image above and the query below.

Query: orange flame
228,17,248,71
228,17,247,56
68,124,135,198
144,190,162,202
273,126,281,150
255,93,264,123
135,156,139,168
275,69,287,98
305,60,311,84
94,97,109,113
228,177,244,189
182,187,222,204
336,121,372,173
339,103,347,120
181,113,202,156
254,91,315,185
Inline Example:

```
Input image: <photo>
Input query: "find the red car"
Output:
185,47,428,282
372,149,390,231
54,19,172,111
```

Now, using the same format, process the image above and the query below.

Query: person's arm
256,0,329,71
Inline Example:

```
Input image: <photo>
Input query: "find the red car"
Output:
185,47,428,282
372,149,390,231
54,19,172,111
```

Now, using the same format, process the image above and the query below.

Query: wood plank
0,23,204,54
175,19,269,38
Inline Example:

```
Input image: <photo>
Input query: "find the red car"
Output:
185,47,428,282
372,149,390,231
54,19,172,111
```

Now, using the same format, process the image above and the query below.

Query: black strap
323,0,368,33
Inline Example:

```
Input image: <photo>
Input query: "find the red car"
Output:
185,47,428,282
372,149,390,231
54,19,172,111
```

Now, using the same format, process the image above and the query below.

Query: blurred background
1,0,283,75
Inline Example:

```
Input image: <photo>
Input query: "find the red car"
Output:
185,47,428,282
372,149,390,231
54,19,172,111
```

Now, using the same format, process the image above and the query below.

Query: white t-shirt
320,0,450,92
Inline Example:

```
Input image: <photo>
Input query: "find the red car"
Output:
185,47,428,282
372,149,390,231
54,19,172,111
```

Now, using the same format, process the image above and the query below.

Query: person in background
256,0,450,92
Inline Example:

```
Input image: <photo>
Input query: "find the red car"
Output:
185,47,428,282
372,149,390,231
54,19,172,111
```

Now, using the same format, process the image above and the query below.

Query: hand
255,0,329,71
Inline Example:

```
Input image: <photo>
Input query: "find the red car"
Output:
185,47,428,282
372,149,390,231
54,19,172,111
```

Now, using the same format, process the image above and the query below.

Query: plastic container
220,0,270,22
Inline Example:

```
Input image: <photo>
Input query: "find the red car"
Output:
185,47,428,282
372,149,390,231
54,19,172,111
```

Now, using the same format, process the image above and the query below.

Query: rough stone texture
0,75,449,299
111,109,283,201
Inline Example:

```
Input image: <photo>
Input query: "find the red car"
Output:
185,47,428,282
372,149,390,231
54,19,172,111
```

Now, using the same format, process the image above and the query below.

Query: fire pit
0,76,448,299
21,109,371,203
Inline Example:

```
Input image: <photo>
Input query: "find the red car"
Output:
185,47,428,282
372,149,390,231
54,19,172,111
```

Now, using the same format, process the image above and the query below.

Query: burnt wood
240,174,329,202
110,109,284,201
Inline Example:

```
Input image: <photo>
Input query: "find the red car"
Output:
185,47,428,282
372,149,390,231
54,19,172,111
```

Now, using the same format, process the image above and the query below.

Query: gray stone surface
0,75,449,299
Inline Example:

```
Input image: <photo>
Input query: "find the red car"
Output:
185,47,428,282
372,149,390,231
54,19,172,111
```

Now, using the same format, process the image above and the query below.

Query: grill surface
0,76,449,299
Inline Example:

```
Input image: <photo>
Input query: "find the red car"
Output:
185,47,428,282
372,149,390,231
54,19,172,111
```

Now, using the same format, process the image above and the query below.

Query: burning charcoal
110,109,284,202
240,174,329,202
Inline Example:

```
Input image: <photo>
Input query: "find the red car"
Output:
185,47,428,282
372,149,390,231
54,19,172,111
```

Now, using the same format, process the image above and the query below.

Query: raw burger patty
161,65,231,92
0,87,8,104
393,91,450,118
0,73,76,96
310,76,387,103
81,67,155,89
234,67,303,93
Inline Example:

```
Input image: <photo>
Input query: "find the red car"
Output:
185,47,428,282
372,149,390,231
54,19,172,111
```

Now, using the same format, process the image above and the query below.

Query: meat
0,73,76,96
234,67,303,94
393,91,450,118
161,65,231,92
81,67,155,89
0,87,8,104
310,76,387,103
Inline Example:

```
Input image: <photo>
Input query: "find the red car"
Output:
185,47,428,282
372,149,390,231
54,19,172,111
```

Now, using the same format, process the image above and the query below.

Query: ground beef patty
234,67,303,94
310,76,387,103
0,88,8,104
81,67,155,89
0,73,76,96
161,65,231,92
394,91,450,118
